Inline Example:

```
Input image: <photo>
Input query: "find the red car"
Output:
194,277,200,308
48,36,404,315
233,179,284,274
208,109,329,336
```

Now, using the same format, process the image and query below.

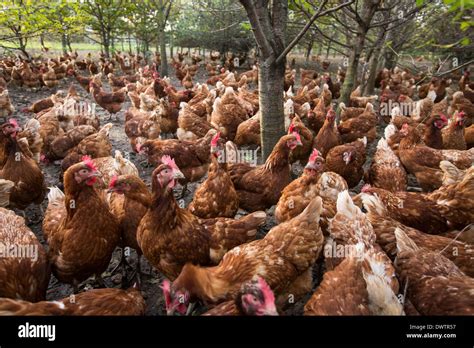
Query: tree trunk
169,34,174,58
159,30,168,76
305,38,313,62
239,0,288,160
364,29,386,95
144,41,149,56
102,31,110,58
259,58,286,160
61,33,68,54
66,35,72,52
339,32,365,105
364,50,381,95
18,35,29,59
325,42,331,59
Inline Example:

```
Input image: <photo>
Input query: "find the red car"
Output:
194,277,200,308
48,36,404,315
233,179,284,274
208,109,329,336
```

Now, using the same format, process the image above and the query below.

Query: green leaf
416,0,424,7
460,21,473,30
240,22,251,31
461,37,471,45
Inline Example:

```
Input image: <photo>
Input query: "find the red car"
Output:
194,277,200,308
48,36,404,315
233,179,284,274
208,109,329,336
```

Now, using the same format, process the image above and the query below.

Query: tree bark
259,58,286,159
383,29,397,70
61,33,68,54
325,42,331,59
339,0,381,105
339,32,365,105
102,31,110,58
159,30,168,76
17,35,29,59
305,38,313,62
66,35,72,52
241,0,352,158
364,28,386,95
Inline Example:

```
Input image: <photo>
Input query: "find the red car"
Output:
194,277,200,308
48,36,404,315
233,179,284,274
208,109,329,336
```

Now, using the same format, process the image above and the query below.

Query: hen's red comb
161,279,172,306
161,155,179,170
81,155,97,171
8,118,18,128
288,123,295,134
292,131,301,143
211,132,221,146
257,277,275,304
109,175,118,188
161,279,171,291
309,148,320,162
361,184,372,193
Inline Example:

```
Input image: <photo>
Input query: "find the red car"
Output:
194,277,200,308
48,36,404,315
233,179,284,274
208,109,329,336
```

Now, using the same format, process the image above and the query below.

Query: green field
0,40,144,54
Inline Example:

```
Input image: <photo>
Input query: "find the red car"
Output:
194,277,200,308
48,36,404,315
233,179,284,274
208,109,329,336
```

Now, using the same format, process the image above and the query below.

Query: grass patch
0,40,143,53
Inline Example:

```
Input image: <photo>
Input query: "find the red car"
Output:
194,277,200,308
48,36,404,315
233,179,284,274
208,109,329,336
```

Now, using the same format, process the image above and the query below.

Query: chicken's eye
80,169,89,175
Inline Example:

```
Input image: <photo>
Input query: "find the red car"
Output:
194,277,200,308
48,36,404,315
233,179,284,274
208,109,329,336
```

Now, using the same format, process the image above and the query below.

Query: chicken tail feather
99,123,113,136
362,248,404,315
47,186,65,205
395,228,419,253
0,179,14,207
439,160,463,185
336,190,359,219
299,196,323,224
361,193,387,216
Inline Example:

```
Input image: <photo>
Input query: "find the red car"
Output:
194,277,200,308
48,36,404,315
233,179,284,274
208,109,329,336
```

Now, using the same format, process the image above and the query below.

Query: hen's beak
89,171,102,178
173,170,185,180
185,302,195,316
166,306,177,316
262,305,279,316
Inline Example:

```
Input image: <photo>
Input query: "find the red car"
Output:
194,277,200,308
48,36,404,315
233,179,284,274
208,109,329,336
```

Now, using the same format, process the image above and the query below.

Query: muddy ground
7,58,416,316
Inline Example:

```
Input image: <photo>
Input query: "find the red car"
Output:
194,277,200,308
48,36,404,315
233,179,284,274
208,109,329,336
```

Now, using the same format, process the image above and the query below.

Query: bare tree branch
239,0,273,57
275,0,354,64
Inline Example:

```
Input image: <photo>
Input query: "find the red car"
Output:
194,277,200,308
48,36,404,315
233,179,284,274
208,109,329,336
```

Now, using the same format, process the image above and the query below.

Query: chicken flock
0,50,473,316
